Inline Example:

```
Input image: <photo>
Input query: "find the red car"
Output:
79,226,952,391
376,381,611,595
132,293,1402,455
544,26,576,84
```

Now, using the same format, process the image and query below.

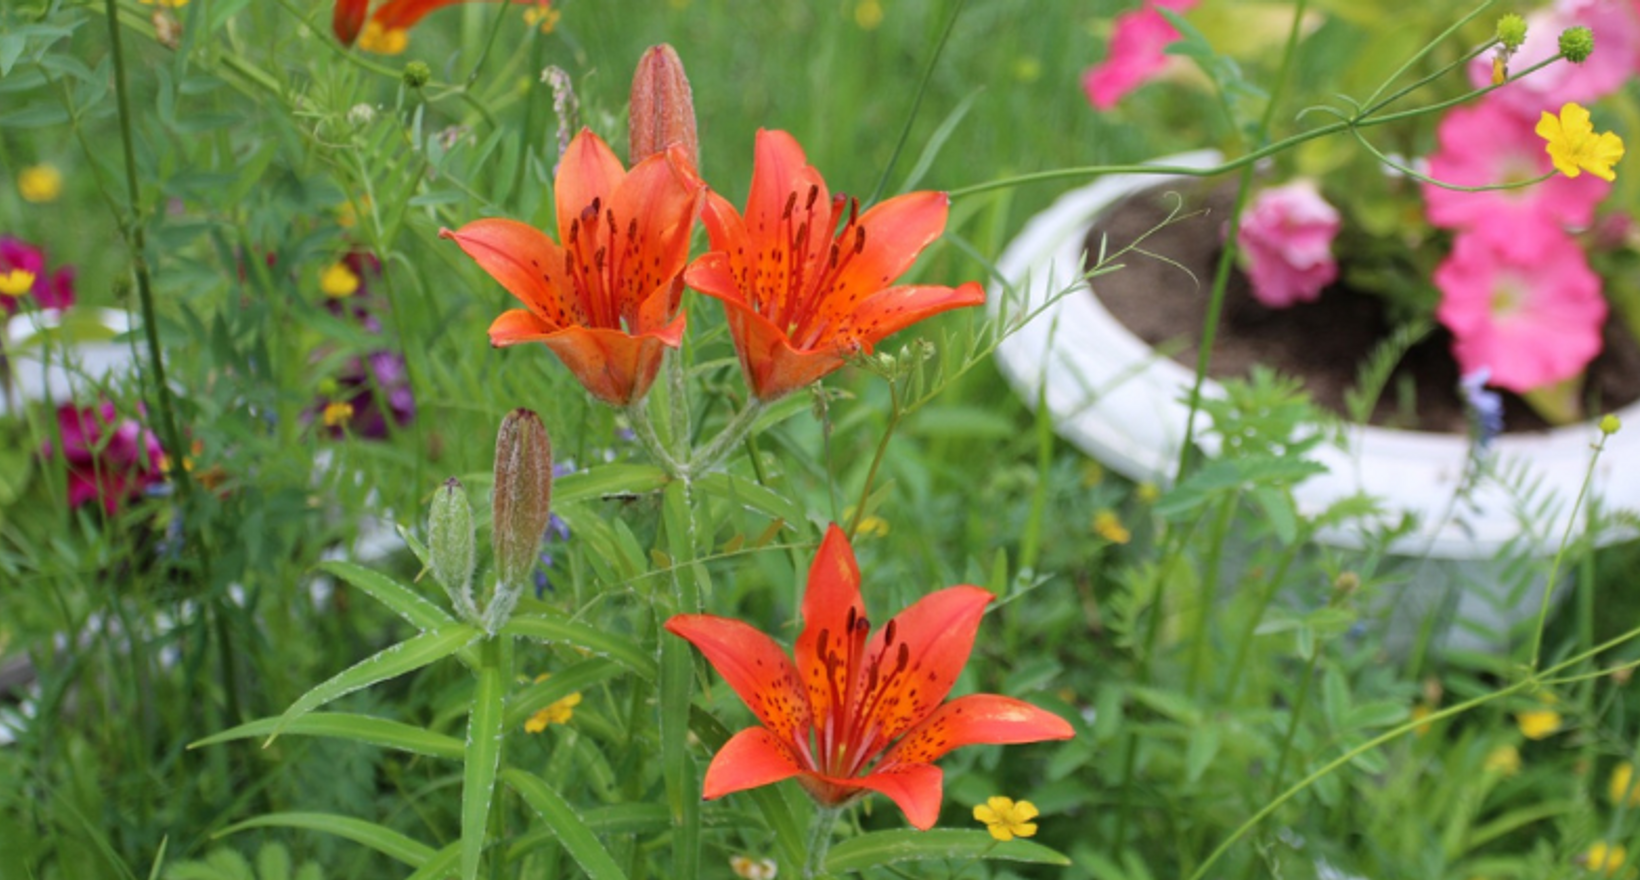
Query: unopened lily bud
629,44,699,168
492,408,554,591
429,478,478,620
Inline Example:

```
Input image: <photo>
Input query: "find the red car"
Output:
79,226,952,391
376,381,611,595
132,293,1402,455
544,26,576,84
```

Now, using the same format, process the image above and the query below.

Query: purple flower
1234,181,1341,308
1,237,75,316
1459,368,1505,450
42,401,165,514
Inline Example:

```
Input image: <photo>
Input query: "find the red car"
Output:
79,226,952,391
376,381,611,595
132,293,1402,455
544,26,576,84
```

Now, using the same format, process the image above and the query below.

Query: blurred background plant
0,1,1639,880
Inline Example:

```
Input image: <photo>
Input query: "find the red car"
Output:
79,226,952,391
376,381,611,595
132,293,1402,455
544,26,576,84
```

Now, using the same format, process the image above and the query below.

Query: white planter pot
990,152,1640,648
2,308,138,414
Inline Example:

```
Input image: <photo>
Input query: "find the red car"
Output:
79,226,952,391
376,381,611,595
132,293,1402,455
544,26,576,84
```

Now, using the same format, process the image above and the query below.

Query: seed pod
629,44,699,168
491,408,553,593
429,477,478,620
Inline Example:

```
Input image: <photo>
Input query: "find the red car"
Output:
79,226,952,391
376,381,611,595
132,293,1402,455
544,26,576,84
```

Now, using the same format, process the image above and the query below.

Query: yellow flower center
358,21,409,55
973,796,1040,842
0,269,36,297
321,262,361,298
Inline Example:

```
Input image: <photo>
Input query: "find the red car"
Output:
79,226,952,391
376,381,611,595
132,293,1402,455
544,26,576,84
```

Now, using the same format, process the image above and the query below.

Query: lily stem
627,395,684,478
689,398,768,476
804,805,841,880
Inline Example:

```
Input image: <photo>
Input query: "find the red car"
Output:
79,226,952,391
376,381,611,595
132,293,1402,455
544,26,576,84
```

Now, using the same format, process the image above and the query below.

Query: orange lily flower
336,0,554,54
441,129,704,407
683,129,985,401
665,525,1073,830
332,0,368,46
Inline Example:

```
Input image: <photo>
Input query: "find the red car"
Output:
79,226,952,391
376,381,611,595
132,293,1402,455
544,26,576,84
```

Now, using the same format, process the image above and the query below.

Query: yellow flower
1080,460,1105,487
1136,481,1160,504
1584,842,1627,877
1537,102,1625,181
973,796,1039,842
1410,702,1433,737
1093,510,1131,545
321,402,355,428
139,0,188,6
1611,762,1640,807
1516,693,1562,740
855,515,890,538
523,3,560,33
523,673,583,733
320,261,361,298
729,855,777,880
0,269,35,298
357,21,409,55
17,164,62,203
854,0,883,30
1483,744,1521,777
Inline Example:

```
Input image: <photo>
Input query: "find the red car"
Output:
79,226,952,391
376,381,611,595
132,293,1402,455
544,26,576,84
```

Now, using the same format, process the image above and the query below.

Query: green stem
688,398,768,476
666,349,692,463
1528,427,1611,670
1222,536,1306,702
1187,494,1239,696
866,0,968,205
804,806,840,880
846,381,903,538
627,395,685,477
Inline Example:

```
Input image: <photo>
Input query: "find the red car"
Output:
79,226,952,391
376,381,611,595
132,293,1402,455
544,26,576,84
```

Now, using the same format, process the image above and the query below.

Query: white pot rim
989,150,1640,559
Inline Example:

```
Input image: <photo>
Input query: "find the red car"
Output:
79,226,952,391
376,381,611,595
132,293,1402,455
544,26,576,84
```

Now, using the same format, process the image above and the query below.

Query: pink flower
1423,99,1608,244
1081,0,1200,111
0,237,75,317
42,401,165,514
1469,0,1640,120
1433,226,1607,393
1234,181,1340,308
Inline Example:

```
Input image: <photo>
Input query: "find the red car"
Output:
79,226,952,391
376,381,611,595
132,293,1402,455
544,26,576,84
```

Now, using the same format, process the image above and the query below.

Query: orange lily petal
822,191,953,318
609,145,706,328
537,319,682,407
794,525,868,737
370,0,467,31
441,219,582,327
488,309,557,346
665,614,812,748
701,727,807,800
839,282,987,348
854,585,993,748
555,130,630,255
880,694,1075,768
333,0,369,45
847,763,946,831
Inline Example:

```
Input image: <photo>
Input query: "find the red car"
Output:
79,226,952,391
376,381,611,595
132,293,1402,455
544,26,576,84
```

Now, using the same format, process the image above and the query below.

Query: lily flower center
761,185,868,350
811,607,919,778
563,196,643,332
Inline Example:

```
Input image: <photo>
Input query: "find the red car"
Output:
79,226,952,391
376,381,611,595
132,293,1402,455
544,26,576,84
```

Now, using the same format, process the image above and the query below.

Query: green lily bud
492,408,554,594
429,477,478,621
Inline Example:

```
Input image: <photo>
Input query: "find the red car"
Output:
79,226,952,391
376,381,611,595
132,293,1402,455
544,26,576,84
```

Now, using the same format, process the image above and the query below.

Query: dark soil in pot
1082,178,1640,434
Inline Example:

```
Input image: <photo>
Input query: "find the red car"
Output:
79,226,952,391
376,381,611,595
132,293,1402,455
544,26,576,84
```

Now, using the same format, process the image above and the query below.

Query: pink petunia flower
1468,0,1640,121
0,237,75,317
1423,98,1608,246
1081,0,1201,111
42,401,165,514
1234,181,1340,308
1433,225,1607,393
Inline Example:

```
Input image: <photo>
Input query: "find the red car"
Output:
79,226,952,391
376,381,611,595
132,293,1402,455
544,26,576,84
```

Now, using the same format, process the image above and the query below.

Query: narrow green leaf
553,465,669,505
317,561,451,632
503,659,621,729
688,708,805,872
1184,725,1221,785
461,640,508,880
695,472,806,532
215,814,433,868
825,830,1070,872
501,614,655,680
268,624,480,744
402,842,461,880
191,712,462,759
662,481,702,880
502,768,629,880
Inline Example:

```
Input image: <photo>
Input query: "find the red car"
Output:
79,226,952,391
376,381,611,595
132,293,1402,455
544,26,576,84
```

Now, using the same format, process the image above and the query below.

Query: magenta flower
1468,0,1640,121
0,237,75,317
1081,0,1200,111
1234,181,1340,308
1423,99,1608,244
42,401,165,514
1433,226,1607,393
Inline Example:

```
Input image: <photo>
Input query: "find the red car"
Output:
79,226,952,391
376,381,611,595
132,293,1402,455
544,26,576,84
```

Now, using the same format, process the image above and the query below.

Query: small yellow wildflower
0,269,35,297
728,855,777,880
1537,102,1625,181
1136,481,1161,504
138,0,188,7
1012,57,1042,83
1584,842,1628,877
523,673,583,733
320,262,361,298
1093,510,1131,544
973,796,1039,842
337,196,372,229
1611,762,1640,807
17,164,62,203
854,0,883,30
1516,693,1562,740
1410,702,1434,737
1483,744,1521,777
357,21,409,55
523,3,560,33
855,515,890,539
321,402,355,428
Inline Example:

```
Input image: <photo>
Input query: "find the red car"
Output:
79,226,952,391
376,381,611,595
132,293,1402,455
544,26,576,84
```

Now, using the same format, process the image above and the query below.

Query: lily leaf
825,829,1070,873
